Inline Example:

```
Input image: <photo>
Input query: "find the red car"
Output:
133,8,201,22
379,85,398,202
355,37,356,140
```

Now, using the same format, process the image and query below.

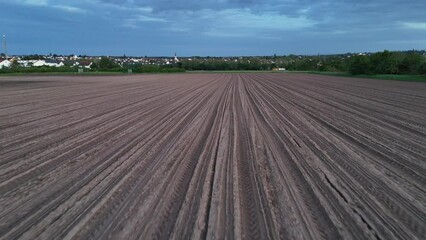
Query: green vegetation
180,50,426,78
181,58,271,71
301,71,426,82
347,51,426,75
0,66,78,74
348,55,371,75
1,50,425,79
189,70,275,73
363,74,426,82
89,56,184,73
0,56,185,75
130,65,185,73
98,57,119,70
0,71,127,76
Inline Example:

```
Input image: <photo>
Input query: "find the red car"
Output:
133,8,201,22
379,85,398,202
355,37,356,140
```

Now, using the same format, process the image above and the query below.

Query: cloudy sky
1,0,425,56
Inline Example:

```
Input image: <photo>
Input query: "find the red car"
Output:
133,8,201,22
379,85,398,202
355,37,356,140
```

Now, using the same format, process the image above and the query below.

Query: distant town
1,50,425,75
0,53,182,69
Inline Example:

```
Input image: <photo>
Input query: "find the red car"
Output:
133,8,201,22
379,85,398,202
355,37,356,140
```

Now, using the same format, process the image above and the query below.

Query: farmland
0,73,425,239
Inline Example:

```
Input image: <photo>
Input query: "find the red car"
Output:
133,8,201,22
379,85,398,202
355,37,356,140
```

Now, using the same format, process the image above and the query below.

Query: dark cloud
94,0,426,26
1,0,425,55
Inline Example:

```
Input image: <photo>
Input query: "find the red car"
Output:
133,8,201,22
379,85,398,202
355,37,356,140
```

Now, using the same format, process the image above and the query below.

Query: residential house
0,59,11,69
33,59,64,67
17,60,37,68
79,61,93,69
71,61,93,69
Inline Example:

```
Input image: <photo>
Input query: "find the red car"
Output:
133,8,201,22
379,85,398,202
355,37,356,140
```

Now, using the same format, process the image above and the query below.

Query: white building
33,59,64,67
0,60,11,69
17,60,36,68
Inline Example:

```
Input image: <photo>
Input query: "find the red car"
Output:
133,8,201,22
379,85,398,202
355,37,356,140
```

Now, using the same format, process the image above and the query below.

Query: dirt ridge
0,73,425,239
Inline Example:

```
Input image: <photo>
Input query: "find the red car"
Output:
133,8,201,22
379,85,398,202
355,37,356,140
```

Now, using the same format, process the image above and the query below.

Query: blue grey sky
1,0,425,56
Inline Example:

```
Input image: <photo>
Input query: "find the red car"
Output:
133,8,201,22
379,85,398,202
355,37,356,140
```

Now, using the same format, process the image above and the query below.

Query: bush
370,51,398,74
132,65,185,73
397,53,424,74
418,62,426,75
98,57,119,70
348,55,371,75
0,66,77,74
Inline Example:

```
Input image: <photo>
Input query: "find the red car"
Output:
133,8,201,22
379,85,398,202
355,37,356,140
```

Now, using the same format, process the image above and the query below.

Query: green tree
370,50,398,74
397,53,424,74
418,61,426,75
11,59,20,69
176,61,183,69
90,61,98,70
348,55,371,75
98,57,117,70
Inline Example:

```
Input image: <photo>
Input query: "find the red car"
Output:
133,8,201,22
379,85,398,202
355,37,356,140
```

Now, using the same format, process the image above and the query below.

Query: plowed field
1,73,425,239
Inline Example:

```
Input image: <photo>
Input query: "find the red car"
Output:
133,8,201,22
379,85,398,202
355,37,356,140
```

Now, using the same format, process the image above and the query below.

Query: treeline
180,50,426,75
131,65,184,73
2,51,425,75
181,59,271,71
95,57,184,73
347,51,426,75
0,66,77,74
283,50,426,75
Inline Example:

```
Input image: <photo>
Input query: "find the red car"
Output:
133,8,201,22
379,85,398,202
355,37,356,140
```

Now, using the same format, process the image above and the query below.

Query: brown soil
0,73,425,239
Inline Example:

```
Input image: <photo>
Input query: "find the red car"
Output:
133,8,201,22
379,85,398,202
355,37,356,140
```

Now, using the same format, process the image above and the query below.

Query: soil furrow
1,73,424,239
